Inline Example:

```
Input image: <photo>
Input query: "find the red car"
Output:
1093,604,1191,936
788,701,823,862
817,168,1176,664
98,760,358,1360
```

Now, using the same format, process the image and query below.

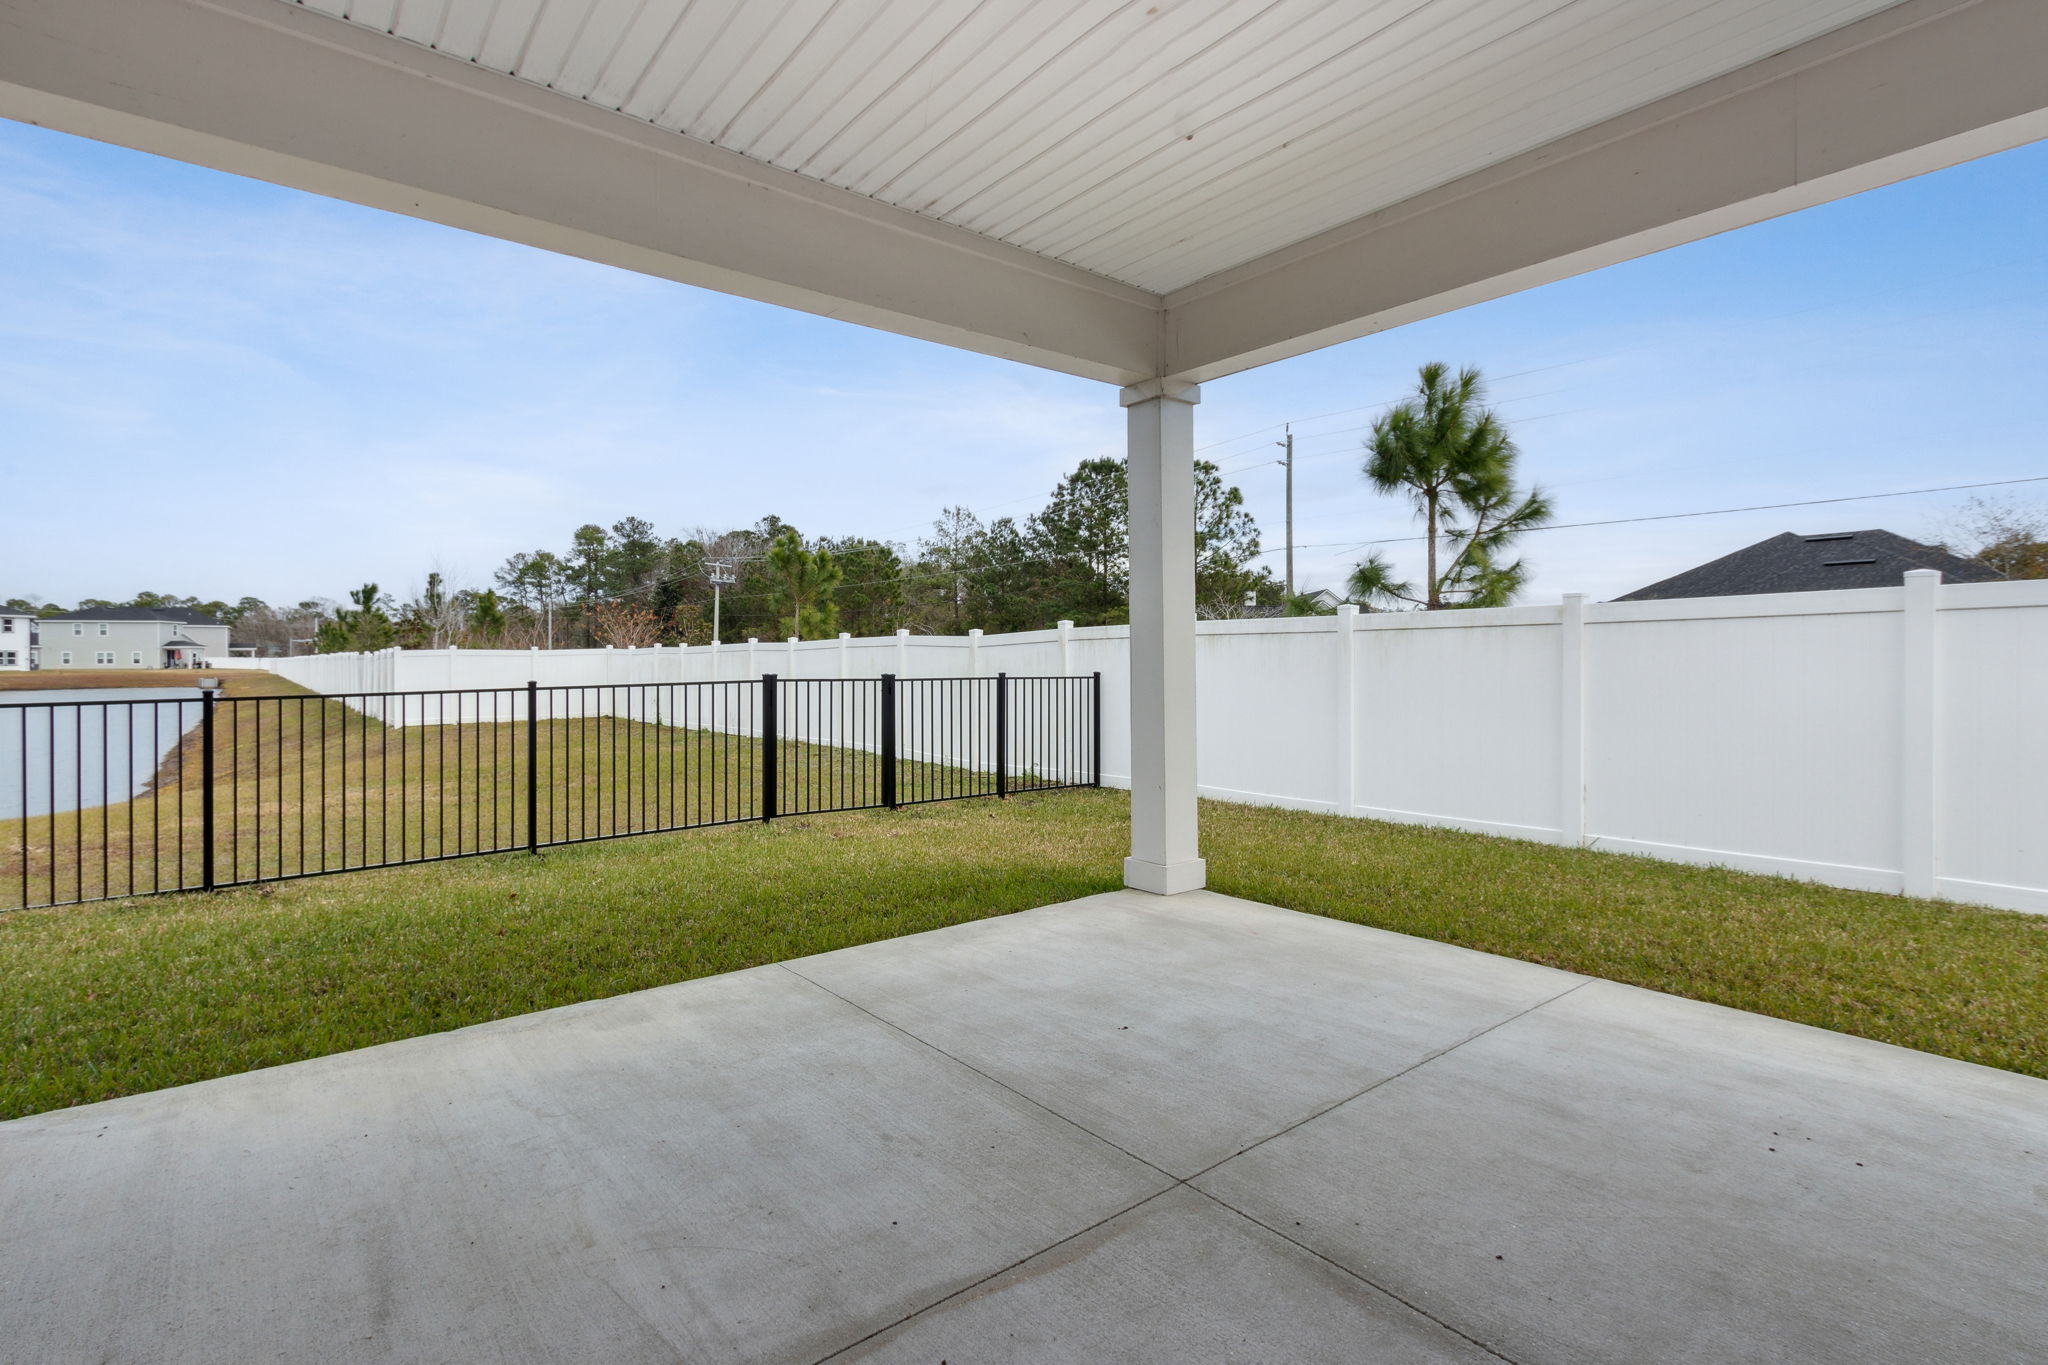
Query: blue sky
2,118,2044,609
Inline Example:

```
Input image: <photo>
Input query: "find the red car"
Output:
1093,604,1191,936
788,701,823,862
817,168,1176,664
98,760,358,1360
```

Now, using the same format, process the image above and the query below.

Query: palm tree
1348,363,1552,609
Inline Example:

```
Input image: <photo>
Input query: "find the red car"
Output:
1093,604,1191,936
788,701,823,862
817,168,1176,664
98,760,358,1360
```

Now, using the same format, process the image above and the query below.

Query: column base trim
1123,857,1208,895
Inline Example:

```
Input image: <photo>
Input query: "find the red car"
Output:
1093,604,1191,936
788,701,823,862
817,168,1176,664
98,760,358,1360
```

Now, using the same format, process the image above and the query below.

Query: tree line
299,450,1296,653
20,366,2038,656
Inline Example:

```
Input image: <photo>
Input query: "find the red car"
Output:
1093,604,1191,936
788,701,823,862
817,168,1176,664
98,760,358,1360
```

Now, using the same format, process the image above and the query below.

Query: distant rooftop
1616,530,2003,602
41,606,224,626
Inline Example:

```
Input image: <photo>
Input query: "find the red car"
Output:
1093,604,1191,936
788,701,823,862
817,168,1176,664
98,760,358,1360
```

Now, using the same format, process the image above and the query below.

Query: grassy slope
3,671,897,907
4,788,2046,1119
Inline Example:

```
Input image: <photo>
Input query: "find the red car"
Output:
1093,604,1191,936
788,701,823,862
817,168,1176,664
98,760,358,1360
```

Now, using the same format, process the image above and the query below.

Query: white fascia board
0,0,1164,385
1163,0,2048,384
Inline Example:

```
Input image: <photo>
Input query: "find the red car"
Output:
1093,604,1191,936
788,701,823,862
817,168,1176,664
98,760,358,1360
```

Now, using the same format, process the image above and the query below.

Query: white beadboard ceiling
285,0,1906,294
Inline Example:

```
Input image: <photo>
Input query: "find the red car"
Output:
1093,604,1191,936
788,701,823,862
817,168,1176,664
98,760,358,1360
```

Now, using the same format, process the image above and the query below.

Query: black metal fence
1,672,1099,911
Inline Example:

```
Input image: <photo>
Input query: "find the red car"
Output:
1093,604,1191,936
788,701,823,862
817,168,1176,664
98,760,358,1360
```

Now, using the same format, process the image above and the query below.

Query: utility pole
708,559,736,642
1275,425,1295,599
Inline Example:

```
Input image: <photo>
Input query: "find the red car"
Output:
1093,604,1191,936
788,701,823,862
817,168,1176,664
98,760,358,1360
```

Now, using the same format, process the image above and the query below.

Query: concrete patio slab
1195,977,2048,1364
4,890,2044,1364
791,888,1581,1175
827,1185,1499,1363
0,964,1172,1364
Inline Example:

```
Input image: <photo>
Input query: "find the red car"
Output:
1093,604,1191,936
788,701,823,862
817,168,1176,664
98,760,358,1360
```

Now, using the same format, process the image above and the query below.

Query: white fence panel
1197,620,1345,812
1585,594,1903,886
1935,582,2048,908
1354,609,1561,838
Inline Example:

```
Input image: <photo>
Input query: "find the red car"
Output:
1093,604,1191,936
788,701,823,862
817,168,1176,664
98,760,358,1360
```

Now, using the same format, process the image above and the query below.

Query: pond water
0,689,205,820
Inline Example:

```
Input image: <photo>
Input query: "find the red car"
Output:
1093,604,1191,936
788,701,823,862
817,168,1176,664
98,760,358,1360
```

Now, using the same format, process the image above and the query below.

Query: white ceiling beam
0,0,1165,385
1163,0,2048,384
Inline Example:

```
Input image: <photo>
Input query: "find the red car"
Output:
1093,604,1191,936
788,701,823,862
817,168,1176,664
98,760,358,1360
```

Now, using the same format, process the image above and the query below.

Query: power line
1266,474,2048,558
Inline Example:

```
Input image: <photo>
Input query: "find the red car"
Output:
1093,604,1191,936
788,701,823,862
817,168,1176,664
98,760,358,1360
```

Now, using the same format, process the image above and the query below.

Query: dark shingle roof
40,606,224,626
1615,530,2003,602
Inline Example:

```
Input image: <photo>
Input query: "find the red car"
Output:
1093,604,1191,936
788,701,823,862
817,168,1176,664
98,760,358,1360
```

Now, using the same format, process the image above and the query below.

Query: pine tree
765,529,843,640
1348,363,1552,610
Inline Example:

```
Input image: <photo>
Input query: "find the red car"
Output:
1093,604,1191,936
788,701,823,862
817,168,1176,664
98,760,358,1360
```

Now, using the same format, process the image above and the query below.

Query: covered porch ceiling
3,0,2046,386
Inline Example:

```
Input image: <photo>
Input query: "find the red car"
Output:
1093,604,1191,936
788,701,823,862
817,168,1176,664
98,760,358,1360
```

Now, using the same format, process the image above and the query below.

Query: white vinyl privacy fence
231,572,2048,914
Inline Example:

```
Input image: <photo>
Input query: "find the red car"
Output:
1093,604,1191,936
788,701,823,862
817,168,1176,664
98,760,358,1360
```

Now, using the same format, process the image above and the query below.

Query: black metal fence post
880,673,898,809
760,673,778,821
1091,670,1103,788
525,680,539,854
994,672,1009,799
199,688,217,890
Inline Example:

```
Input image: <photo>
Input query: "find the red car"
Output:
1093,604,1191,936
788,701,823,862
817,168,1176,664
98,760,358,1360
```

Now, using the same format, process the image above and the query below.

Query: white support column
1558,593,1587,846
1333,605,1359,816
837,632,850,678
1122,378,1205,895
895,628,910,677
1901,570,1941,898
1057,619,1074,676
968,628,983,677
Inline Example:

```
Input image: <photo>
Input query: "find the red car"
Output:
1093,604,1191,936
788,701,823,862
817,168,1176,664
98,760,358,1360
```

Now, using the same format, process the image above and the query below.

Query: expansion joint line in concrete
774,962,1178,1180
809,1187,1181,1364
1191,1187,1523,1364
780,960,1588,1364
1180,976,1595,1185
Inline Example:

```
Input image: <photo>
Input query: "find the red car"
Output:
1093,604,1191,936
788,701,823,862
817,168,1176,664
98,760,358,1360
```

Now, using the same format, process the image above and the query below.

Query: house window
95,651,115,665
131,651,144,664
72,623,83,636
0,651,15,667
60,651,72,665
97,623,110,636
1,617,13,632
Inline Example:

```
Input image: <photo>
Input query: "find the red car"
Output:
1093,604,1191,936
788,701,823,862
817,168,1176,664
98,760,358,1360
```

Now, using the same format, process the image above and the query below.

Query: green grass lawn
4,788,2045,1119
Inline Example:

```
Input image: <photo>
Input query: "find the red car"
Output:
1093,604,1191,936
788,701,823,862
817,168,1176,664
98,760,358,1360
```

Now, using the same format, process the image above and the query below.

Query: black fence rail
2,672,1099,911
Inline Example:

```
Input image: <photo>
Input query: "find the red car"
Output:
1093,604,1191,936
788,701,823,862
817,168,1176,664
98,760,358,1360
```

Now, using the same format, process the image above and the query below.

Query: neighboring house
37,607,230,669
1204,587,1349,620
1615,530,2003,602
0,607,35,670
